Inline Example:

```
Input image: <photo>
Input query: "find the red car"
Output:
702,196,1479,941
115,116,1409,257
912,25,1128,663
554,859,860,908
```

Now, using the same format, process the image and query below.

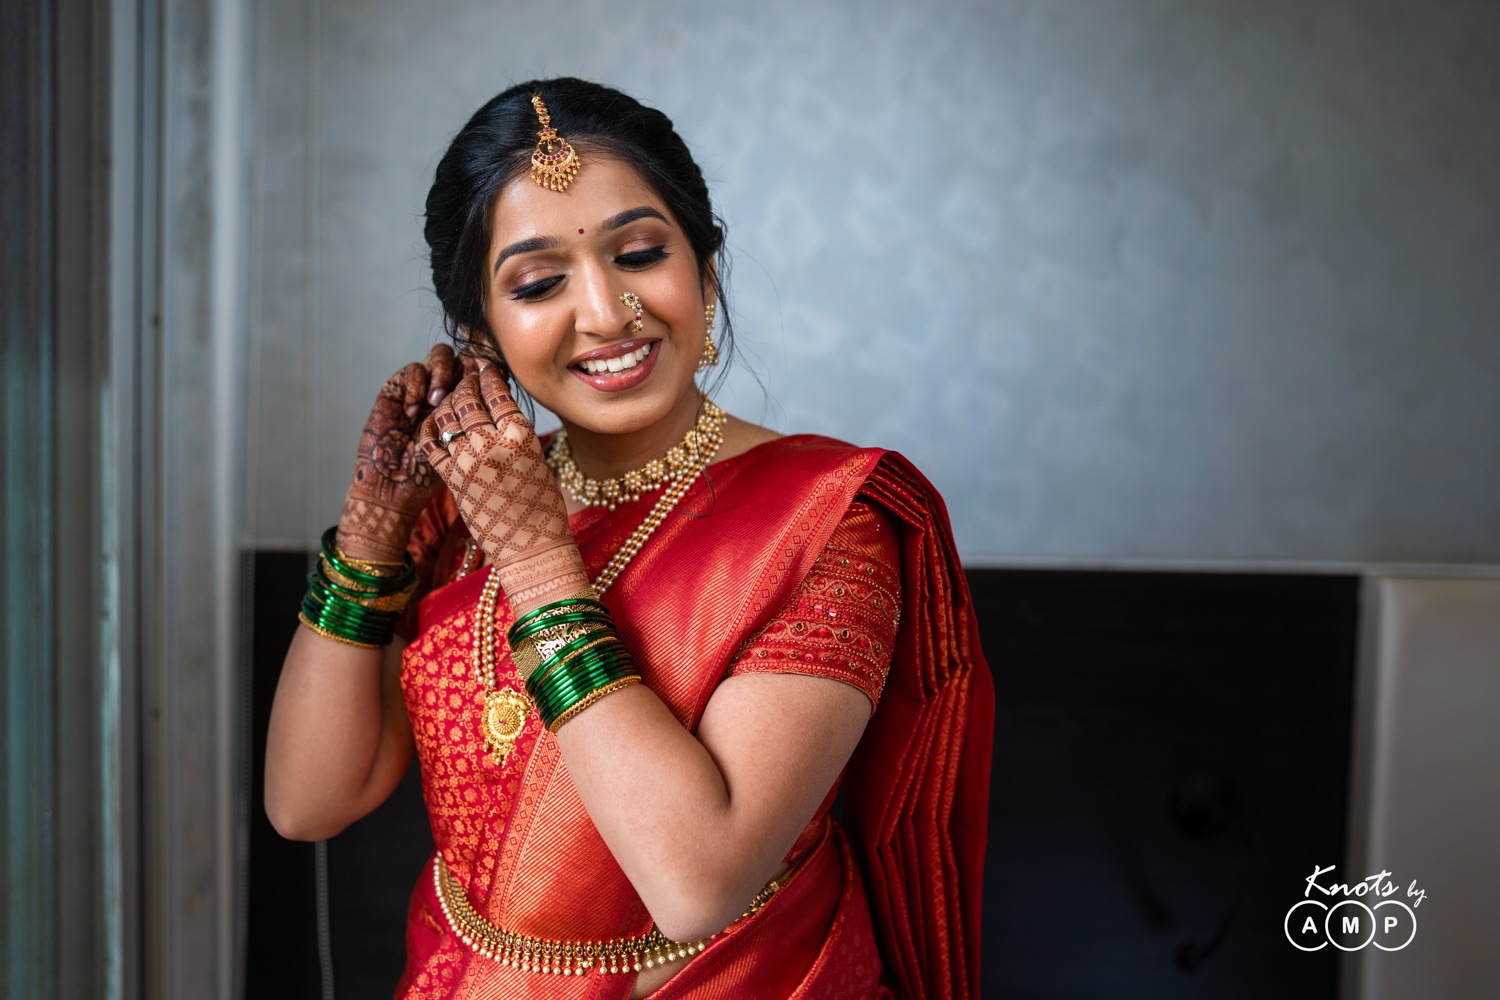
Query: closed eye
510,275,564,301
616,246,669,268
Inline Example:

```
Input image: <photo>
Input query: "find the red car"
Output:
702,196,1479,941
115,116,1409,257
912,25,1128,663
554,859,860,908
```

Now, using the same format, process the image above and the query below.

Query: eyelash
616,246,670,268
508,246,670,301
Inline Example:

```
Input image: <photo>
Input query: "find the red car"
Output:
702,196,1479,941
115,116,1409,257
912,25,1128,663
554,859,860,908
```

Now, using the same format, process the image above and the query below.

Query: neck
559,389,705,480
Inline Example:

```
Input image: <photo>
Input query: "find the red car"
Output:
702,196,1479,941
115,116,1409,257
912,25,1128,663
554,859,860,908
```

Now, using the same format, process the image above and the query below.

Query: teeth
580,343,652,375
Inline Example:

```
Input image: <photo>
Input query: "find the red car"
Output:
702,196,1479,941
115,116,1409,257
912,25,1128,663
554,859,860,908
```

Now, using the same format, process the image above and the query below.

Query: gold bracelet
549,675,641,732
329,537,408,574
320,558,420,611
297,612,384,649
512,619,609,680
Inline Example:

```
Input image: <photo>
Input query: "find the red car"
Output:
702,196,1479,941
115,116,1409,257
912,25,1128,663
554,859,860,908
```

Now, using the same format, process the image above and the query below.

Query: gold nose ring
619,292,644,335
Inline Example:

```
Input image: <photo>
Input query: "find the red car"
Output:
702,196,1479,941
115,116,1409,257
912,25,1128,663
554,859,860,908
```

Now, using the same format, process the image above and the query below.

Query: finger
425,343,459,405
479,364,519,420
450,373,495,434
377,371,406,401
429,396,463,445
458,348,483,377
391,362,427,419
415,413,454,477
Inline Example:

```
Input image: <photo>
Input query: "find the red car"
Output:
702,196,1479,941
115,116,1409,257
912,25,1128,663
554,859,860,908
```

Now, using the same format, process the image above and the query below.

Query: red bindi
578,228,585,234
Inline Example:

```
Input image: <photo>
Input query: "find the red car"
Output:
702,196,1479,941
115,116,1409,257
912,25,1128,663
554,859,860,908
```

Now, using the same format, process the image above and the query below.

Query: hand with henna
414,365,589,614
335,343,467,562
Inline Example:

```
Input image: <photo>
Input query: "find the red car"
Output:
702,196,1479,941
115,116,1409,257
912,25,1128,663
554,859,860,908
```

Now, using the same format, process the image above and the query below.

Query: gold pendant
482,686,531,766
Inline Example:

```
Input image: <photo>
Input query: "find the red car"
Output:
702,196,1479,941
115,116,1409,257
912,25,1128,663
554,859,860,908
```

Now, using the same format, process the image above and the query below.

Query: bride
266,77,992,999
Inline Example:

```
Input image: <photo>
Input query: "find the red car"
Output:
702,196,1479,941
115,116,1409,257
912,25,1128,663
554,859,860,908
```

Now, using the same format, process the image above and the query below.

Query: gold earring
698,302,720,371
619,292,644,334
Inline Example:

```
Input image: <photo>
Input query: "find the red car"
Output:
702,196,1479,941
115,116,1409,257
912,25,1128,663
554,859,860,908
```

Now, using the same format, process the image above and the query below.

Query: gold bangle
298,612,385,649
319,557,419,611
526,632,619,691
329,537,408,574
548,675,640,732
514,620,610,680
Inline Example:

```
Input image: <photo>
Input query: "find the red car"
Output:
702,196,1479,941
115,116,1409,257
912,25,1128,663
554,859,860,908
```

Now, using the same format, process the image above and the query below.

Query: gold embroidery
728,502,902,707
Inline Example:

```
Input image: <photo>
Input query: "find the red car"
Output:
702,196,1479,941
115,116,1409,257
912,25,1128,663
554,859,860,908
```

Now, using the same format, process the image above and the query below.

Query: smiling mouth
572,342,655,375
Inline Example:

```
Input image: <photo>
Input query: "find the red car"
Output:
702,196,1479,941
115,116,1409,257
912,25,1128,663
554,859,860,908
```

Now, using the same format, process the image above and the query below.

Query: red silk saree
394,435,993,999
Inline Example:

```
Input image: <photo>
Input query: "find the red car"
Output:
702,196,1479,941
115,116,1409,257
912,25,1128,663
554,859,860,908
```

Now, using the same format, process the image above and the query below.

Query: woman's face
482,156,710,437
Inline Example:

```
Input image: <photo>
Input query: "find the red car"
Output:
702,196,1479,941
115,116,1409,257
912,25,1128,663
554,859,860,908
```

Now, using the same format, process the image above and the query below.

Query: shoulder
713,430,885,481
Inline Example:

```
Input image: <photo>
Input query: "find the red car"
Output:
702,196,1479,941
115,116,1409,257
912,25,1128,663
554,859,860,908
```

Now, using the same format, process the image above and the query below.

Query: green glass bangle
515,619,614,675
510,610,614,645
531,646,626,714
536,669,618,727
508,597,611,643
320,527,416,592
300,601,394,644
298,613,385,649
528,633,630,698
312,562,416,607
533,649,627,706
304,576,402,628
301,586,400,644
549,676,643,732
306,602,396,640
513,593,609,621
300,612,390,646
524,631,621,698
538,666,641,729
533,648,637,726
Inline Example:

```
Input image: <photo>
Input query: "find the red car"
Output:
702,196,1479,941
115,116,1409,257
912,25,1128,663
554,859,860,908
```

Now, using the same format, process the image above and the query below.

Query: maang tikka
529,93,581,192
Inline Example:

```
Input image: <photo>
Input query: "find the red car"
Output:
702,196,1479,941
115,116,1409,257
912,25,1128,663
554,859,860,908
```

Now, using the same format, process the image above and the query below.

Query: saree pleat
395,436,991,999
844,455,994,1000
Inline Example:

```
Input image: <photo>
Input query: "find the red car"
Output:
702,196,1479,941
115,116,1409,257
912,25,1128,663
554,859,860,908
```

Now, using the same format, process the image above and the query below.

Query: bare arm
558,671,871,942
264,343,461,840
265,637,413,841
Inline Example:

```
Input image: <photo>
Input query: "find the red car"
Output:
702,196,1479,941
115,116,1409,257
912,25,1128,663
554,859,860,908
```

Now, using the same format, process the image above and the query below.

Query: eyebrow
492,206,671,275
600,205,668,232
494,235,562,274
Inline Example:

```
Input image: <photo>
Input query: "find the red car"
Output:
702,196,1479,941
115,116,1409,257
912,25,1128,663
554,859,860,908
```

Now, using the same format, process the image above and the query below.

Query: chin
549,383,689,437
541,364,698,437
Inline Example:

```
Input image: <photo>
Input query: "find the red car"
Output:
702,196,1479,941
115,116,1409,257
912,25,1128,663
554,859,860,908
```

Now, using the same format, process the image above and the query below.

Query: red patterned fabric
391,435,993,999
727,500,901,710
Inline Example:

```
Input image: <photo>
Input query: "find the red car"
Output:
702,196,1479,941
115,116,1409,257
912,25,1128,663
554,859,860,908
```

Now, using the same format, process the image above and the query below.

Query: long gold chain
451,410,734,969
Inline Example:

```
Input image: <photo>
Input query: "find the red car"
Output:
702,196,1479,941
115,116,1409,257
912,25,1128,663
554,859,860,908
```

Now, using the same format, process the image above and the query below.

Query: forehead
488,156,669,246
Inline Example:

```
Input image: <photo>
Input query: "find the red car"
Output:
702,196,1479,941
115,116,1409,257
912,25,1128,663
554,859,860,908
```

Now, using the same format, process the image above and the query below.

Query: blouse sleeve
725,500,902,712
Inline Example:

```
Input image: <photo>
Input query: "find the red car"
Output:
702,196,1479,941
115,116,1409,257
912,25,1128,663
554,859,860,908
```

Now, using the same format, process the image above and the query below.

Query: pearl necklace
546,399,727,510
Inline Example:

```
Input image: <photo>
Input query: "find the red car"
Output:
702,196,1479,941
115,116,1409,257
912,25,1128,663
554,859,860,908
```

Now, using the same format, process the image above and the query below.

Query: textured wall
247,0,1500,563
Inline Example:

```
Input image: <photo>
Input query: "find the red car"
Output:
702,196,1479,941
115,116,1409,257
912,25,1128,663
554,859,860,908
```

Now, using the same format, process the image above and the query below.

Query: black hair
423,77,733,400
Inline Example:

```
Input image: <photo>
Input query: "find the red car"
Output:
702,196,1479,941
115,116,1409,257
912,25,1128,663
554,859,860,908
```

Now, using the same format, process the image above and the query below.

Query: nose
572,262,636,340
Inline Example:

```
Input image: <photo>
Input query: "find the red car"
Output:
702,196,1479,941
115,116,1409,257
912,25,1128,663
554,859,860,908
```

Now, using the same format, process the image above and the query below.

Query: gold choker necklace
546,399,727,510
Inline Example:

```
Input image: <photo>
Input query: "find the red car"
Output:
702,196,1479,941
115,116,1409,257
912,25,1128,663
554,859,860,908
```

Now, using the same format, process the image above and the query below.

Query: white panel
1348,577,1500,998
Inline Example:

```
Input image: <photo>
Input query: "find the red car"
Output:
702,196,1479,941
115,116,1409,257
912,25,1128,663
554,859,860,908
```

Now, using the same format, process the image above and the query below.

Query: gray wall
247,0,1500,564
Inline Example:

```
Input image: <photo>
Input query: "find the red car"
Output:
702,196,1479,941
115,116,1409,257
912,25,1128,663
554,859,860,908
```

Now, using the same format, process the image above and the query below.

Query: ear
701,258,719,310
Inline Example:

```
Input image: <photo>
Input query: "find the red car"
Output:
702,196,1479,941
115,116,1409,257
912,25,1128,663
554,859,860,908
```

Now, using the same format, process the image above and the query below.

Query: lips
567,338,657,368
569,339,661,392
575,341,654,374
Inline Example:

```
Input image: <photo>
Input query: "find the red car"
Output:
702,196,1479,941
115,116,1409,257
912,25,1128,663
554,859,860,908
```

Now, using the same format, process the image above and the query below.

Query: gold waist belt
433,851,785,976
